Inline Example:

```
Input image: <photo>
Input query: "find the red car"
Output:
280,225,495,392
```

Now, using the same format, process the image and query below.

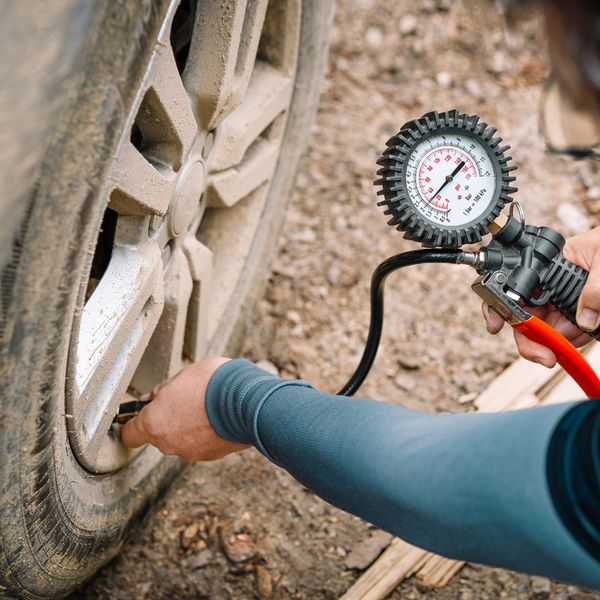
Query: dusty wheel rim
66,0,301,473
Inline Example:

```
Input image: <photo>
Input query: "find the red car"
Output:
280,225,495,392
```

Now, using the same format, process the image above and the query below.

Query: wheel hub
169,160,205,237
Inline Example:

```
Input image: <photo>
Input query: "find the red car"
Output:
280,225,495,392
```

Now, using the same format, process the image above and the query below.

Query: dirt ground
79,1,600,598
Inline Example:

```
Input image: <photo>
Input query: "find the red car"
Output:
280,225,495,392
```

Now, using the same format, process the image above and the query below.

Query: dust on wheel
0,1,332,597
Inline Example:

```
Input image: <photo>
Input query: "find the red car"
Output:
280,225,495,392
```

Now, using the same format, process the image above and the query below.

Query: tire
0,1,332,598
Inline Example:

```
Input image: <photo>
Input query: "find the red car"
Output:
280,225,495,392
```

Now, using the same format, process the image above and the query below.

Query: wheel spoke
230,0,270,112
108,43,197,217
182,235,213,360
146,45,198,165
69,242,164,465
183,0,269,129
199,183,269,340
109,142,175,216
131,247,193,391
206,137,278,208
208,63,292,172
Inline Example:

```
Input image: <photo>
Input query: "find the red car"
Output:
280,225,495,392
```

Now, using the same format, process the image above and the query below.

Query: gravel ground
79,1,600,598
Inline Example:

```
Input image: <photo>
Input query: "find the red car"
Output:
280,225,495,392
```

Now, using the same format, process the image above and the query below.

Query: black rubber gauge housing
375,109,518,248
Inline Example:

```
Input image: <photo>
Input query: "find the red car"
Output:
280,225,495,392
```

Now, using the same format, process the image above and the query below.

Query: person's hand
121,357,250,461
482,227,600,367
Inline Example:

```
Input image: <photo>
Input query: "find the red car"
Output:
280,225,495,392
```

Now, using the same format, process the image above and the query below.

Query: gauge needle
429,160,465,201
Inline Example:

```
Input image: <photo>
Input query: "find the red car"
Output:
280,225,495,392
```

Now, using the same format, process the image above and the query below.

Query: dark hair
542,0,600,113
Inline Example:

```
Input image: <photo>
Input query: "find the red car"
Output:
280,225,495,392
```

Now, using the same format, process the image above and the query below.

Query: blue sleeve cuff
205,358,314,457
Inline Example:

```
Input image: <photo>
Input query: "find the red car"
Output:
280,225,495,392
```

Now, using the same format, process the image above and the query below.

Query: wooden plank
415,554,447,579
339,539,429,600
474,358,560,412
435,559,465,587
542,343,600,405
416,556,464,588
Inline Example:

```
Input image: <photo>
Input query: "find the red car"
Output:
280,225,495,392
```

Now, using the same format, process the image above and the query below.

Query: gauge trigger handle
512,316,600,399
471,271,600,399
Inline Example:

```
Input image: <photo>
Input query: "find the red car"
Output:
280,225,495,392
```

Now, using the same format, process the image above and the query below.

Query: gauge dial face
405,133,496,227
376,110,516,248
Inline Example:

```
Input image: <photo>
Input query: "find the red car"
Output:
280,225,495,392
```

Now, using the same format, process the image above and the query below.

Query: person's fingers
481,303,505,334
121,412,150,448
152,381,166,397
577,253,600,332
552,320,592,347
550,313,589,340
570,330,594,348
513,329,557,368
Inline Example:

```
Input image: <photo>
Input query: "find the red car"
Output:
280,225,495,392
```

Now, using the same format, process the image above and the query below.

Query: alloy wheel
66,0,301,473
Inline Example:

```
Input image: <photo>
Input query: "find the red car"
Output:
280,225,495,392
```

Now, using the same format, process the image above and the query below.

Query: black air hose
338,249,461,396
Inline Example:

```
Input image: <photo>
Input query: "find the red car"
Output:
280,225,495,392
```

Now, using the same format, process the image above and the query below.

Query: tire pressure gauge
376,109,517,248
341,108,600,400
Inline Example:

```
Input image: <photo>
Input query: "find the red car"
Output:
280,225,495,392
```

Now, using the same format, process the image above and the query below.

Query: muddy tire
0,1,332,597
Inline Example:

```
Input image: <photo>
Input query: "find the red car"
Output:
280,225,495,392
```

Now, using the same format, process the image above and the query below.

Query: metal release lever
472,271,600,399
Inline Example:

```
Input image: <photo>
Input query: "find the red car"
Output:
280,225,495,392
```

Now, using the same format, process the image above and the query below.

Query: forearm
206,359,600,589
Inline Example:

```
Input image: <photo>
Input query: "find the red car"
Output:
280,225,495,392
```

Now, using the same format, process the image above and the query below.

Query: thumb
481,302,505,334
577,252,600,332
121,413,150,448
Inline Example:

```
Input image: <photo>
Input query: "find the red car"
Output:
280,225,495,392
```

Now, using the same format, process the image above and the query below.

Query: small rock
327,262,342,286
586,185,600,201
137,582,153,600
191,538,207,552
344,530,393,570
173,514,195,528
399,15,417,35
557,202,591,233
256,360,279,376
458,392,477,405
181,523,199,550
489,50,508,74
397,354,421,370
221,531,257,563
187,549,213,570
334,215,349,230
436,71,453,89
228,563,255,576
464,78,483,100
395,373,416,391
411,38,425,57
336,546,347,558
530,575,552,597
365,26,383,48
458,589,475,600
326,261,359,288
286,310,301,324
290,228,316,243
256,565,273,599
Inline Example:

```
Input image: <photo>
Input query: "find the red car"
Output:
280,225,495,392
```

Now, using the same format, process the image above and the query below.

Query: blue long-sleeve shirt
205,359,600,589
